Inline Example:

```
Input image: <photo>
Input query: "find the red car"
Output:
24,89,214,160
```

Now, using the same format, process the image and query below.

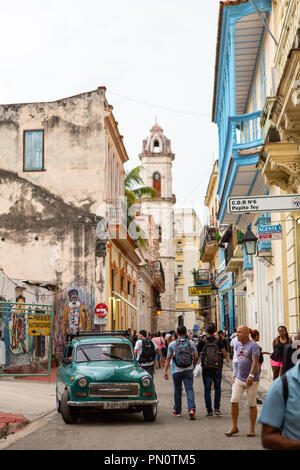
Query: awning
112,291,138,311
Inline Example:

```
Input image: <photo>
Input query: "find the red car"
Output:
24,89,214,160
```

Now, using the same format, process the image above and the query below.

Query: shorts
270,359,283,367
231,378,259,407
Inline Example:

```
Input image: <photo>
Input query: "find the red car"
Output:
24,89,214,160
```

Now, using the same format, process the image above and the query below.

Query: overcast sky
0,0,219,225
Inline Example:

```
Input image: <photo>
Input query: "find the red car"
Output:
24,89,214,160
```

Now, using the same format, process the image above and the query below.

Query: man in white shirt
230,333,239,380
134,330,160,377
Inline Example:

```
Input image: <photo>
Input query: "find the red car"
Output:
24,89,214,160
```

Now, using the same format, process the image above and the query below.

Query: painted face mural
54,285,95,356
9,296,28,354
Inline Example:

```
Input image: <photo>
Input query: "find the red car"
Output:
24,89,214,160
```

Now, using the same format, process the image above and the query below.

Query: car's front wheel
56,393,61,413
143,403,157,422
61,390,79,424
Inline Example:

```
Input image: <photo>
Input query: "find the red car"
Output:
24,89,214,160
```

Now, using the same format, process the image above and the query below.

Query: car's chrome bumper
67,399,158,407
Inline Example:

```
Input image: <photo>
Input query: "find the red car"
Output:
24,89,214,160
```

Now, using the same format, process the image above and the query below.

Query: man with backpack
197,323,230,417
258,329,300,450
134,330,161,377
163,325,198,419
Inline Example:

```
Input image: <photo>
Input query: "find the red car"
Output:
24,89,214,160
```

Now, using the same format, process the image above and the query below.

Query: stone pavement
0,363,272,446
0,368,57,438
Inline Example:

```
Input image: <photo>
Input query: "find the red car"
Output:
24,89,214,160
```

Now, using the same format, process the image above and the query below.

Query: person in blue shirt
164,325,198,420
258,329,300,450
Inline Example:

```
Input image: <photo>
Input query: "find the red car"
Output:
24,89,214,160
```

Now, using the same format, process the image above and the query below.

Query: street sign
228,194,300,214
28,315,51,336
95,318,108,325
257,224,283,240
94,303,108,318
189,286,212,296
94,303,108,325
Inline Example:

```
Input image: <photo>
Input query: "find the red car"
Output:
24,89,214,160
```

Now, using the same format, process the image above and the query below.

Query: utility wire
108,90,211,118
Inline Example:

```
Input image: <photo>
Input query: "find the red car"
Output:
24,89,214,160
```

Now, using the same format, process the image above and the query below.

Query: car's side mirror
62,358,71,366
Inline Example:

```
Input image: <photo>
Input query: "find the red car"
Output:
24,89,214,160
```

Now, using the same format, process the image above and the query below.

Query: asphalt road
3,366,264,451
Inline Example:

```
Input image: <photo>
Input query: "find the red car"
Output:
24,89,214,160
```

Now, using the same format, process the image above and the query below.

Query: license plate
103,402,129,409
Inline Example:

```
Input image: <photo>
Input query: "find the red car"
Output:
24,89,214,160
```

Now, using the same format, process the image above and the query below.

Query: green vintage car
56,332,158,424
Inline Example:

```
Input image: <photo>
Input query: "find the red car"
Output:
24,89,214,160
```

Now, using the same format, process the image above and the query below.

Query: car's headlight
141,376,151,388
77,377,88,388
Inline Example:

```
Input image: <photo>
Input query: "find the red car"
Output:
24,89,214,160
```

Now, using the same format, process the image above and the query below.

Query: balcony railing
152,260,165,286
233,111,263,149
200,225,218,250
192,269,210,285
224,226,244,272
219,110,263,197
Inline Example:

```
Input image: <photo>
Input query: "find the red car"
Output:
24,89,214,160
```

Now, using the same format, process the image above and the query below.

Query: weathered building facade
0,87,142,360
212,0,300,380
174,208,202,331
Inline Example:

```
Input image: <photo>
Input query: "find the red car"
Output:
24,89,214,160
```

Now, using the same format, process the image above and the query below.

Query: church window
158,225,162,243
177,241,183,253
153,140,160,152
153,172,161,196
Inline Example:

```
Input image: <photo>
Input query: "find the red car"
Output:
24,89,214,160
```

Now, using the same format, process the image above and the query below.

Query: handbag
193,363,202,378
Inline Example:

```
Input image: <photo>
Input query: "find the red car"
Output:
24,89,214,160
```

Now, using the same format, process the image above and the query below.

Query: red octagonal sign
94,303,108,318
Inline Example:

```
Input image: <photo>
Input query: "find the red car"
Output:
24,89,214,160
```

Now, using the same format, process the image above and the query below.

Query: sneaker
206,412,213,417
214,410,222,416
189,410,196,420
172,411,182,417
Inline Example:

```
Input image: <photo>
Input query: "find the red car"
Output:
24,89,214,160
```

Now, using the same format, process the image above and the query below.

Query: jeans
202,368,222,413
172,369,196,413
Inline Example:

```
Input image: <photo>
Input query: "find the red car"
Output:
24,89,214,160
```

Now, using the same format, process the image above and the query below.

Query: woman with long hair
270,326,292,380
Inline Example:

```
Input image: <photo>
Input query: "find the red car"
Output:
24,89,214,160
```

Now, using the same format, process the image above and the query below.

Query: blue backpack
173,338,193,368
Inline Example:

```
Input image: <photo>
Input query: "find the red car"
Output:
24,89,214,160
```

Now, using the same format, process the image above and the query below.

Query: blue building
212,0,272,333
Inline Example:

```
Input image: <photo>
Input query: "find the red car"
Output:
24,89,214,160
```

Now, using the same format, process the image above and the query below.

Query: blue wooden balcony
218,110,264,226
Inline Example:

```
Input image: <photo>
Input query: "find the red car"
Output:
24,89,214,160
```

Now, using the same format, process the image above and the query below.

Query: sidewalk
0,367,57,439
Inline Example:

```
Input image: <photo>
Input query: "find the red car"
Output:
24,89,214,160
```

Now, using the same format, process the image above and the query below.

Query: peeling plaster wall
0,170,99,286
0,89,107,216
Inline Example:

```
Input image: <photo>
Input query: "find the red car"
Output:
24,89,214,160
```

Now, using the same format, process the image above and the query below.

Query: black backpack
139,339,156,364
201,338,221,369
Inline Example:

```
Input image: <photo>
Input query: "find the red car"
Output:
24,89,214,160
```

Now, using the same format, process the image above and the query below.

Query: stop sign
94,303,108,318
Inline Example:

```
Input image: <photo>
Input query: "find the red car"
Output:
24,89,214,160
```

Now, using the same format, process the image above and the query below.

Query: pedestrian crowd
127,322,300,450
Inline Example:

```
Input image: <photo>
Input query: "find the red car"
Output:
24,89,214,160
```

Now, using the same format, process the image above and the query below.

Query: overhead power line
108,90,211,118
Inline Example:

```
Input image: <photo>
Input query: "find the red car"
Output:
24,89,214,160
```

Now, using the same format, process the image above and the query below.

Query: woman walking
269,326,292,380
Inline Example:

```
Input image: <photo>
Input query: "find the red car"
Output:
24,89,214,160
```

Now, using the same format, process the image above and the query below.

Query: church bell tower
139,122,176,330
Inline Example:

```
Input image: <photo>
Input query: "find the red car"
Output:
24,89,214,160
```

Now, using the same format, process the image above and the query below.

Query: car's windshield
75,343,134,363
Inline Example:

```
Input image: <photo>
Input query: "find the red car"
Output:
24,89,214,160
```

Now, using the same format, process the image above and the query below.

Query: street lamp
242,224,274,265
242,225,258,256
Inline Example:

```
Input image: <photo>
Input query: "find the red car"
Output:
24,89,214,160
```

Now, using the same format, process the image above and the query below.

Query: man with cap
62,289,91,341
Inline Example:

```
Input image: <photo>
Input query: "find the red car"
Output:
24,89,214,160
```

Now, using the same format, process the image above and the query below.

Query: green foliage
124,165,158,207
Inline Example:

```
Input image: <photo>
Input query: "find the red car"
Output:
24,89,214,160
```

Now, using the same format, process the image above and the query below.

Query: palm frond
124,166,143,190
134,186,158,199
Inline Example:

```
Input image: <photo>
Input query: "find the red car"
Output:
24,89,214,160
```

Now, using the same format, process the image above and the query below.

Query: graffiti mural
9,296,29,354
53,284,95,357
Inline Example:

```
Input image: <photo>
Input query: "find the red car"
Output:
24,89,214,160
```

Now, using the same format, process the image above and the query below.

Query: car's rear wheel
143,402,157,422
61,390,79,424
